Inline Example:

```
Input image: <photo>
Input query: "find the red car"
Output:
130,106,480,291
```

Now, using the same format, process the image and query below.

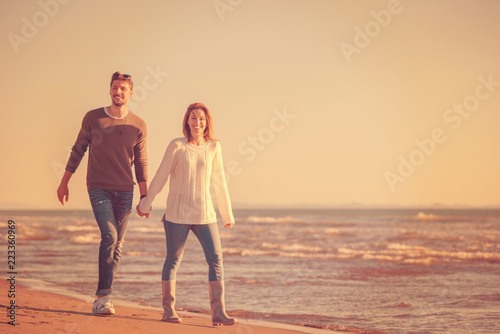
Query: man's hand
136,204,150,218
57,183,69,205
57,170,73,206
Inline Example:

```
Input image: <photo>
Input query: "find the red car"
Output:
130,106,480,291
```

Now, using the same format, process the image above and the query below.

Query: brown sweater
65,107,148,191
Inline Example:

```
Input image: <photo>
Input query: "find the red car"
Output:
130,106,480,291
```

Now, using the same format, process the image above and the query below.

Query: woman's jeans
89,189,133,296
162,218,224,282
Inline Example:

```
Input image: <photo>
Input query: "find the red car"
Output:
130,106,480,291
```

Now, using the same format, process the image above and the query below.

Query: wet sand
0,279,328,334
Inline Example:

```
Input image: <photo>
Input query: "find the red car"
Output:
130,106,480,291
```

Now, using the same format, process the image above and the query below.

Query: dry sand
1,279,331,334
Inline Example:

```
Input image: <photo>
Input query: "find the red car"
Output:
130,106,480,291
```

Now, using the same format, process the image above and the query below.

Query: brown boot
162,280,182,323
209,280,237,326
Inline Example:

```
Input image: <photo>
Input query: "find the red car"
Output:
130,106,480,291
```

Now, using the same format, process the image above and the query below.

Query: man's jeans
89,189,133,296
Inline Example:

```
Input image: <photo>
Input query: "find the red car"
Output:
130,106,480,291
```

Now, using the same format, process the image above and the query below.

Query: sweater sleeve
211,142,235,225
139,139,177,213
133,122,148,183
65,113,92,174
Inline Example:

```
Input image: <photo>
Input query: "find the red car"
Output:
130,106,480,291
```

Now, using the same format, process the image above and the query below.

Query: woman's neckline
184,137,210,148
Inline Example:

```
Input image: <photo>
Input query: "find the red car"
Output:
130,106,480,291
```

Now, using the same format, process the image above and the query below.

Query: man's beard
112,97,125,106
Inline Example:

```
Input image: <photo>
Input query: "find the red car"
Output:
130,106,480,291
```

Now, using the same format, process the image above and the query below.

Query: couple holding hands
57,72,237,326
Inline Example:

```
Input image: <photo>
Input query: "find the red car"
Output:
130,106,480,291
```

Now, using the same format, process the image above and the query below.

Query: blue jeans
162,217,224,282
89,189,133,296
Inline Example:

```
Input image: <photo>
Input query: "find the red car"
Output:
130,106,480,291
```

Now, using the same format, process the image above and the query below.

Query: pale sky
2,0,500,210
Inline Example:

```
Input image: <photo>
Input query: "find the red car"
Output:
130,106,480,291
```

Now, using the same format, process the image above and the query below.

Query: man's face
110,80,133,107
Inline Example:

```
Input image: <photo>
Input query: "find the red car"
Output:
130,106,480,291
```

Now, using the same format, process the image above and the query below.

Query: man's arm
58,111,92,206
134,121,148,217
136,181,150,217
57,170,73,205
138,181,147,198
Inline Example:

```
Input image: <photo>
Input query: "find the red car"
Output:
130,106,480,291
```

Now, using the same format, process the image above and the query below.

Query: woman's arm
211,142,235,228
138,140,178,214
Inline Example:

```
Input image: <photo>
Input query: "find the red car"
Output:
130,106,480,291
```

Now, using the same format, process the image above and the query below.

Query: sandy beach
1,279,332,334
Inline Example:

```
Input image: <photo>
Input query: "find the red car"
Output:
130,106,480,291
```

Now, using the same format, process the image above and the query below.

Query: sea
2,208,499,334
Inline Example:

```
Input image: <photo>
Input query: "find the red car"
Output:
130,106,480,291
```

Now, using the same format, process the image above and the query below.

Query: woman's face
188,109,206,136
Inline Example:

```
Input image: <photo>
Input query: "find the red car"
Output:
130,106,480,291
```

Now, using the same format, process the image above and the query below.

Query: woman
137,102,237,326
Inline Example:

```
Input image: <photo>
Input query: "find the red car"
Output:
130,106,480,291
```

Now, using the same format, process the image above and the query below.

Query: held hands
224,222,235,228
136,204,151,218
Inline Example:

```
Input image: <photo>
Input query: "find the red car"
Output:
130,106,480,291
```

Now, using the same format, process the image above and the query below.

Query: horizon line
2,204,500,212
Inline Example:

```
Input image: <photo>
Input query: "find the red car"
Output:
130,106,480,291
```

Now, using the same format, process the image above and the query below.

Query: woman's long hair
183,102,217,142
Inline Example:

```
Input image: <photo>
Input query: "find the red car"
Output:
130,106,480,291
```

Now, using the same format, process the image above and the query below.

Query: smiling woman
183,102,217,146
188,109,207,142
138,102,237,326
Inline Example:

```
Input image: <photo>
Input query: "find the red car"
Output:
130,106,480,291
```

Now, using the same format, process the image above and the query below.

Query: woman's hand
136,204,151,218
224,222,235,228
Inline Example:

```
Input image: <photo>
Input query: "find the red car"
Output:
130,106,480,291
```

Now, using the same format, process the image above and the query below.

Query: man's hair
110,71,133,89
183,102,217,142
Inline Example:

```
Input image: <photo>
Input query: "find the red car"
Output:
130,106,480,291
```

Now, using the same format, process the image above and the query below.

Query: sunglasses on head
112,72,131,78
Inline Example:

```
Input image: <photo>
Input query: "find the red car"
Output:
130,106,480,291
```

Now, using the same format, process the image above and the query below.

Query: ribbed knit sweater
139,137,234,225
65,107,148,191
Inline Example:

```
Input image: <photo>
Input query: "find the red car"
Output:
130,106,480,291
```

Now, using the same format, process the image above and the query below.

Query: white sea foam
415,212,443,220
241,216,303,224
262,242,324,252
324,228,341,235
336,243,500,263
5,224,49,240
57,225,95,232
222,247,277,256
127,226,164,233
412,211,493,223
124,251,164,257
71,234,99,244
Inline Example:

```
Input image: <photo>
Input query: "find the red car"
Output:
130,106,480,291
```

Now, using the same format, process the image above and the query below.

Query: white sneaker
92,296,115,315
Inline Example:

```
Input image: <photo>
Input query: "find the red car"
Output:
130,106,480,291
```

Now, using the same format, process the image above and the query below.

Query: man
57,72,148,315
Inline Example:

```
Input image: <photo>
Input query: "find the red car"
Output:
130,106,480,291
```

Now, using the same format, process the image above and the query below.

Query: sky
1,0,500,210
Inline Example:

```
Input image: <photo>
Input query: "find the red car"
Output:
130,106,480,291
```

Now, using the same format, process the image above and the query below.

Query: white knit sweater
139,137,234,225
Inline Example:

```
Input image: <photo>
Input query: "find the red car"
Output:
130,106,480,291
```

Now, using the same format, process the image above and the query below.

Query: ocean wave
277,252,337,259
337,244,500,264
262,242,325,253
324,228,341,235
57,225,95,232
474,293,500,302
240,216,304,224
390,302,413,308
224,244,485,263
223,246,340,260
231,276,268,285
412,211,495,222
124,251,164,257
414,212,454,221
222,247,279,256
387,243,500,260
71,234,99,244
4,224,50,240
127,226,164,233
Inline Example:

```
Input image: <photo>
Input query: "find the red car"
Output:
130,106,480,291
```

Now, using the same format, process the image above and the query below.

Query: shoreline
1,279,338,334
